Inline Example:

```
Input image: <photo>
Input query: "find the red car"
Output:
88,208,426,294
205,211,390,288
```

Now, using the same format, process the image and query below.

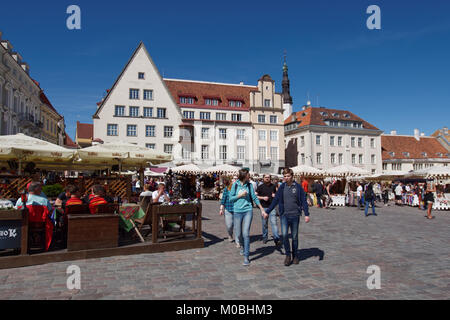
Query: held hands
263,196,269,201
261,209,268,219
305,216,310,223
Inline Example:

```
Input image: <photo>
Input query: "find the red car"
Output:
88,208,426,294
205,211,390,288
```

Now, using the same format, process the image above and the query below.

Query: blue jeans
261,209,280,241
224,210,239,244
234,210,253,258
365,199,375,215
280,215,300,257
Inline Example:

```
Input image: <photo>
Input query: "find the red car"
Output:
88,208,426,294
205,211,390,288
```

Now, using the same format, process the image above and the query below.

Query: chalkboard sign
0,220,22,249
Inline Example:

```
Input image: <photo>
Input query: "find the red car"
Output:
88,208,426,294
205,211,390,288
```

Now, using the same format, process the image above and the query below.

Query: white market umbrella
0,133,76,174
144,169,165,177
169,163,202,174
325,164,370,177
291,165,324,177
406,166,450,179
204,164,241,175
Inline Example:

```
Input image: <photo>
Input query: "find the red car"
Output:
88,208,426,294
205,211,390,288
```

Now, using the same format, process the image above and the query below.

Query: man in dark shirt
256,174,281,246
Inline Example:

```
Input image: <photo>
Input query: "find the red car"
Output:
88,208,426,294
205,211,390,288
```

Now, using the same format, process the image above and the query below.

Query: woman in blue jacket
230,169,268,266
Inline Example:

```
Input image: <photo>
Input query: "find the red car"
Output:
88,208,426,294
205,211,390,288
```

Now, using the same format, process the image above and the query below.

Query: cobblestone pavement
0,201,449,300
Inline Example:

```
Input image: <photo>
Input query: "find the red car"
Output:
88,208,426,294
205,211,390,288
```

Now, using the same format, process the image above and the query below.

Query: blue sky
1,0,449,140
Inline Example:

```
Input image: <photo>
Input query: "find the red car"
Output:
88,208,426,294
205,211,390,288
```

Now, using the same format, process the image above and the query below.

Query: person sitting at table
139,184,153,197
15,182,53,212
65,185,84,206
55,187,71,208
86,184,108,214
152,182,170,203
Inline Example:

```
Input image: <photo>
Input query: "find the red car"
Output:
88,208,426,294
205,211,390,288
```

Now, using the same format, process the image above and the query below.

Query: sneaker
240,248,244,256
292,256,299,265
228,235,233,242
284,255,292,266
235,242,241,248
243,257,250,266
274,239,282,247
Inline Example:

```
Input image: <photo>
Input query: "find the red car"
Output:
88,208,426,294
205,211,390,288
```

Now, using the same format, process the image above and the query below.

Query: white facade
93,43,183,160
0,33,42,138
285,125,383,174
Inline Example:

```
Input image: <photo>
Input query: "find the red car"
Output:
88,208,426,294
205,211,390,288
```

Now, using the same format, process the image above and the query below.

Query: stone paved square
0,200,449,300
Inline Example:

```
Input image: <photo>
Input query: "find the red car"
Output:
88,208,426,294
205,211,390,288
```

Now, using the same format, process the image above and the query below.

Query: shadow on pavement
297,248,325,261
202,231,224,248
249,241,284,261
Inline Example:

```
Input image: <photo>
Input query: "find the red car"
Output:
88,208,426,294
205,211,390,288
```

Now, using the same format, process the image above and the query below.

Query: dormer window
320,111,328,116
180,96,195,104
422,152,428,157
332,113,339,117
389,152,395,157
343,114,350,118
205,98,219,106
436,152,443,157
302,112,307,117
229,100,243,107
403,152,410,157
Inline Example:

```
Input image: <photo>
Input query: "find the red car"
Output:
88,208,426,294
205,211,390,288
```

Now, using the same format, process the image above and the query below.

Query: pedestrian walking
219,176,239,246
256,174,281,246
364,183,377,217
265,168,310,266
424,184,436,220
230,169,268,266
395,182,404,206
356,182,363,209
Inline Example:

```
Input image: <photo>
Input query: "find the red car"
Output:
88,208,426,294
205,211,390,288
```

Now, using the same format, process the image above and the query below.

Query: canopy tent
144,169,165,177
168,164,202,174
76,141,172,169
291,165,324,177
324,164,370,177
406,166,450,179
358,171,409,181
0,133,76,174
203,164,241,175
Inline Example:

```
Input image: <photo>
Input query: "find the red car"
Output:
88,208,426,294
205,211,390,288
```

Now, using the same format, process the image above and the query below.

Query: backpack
365,187,374,200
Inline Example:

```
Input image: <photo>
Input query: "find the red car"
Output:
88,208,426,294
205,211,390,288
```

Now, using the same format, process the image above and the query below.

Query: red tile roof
164,79,257,109
39,91,62,118
284,106,379,130
431,127,449,140
381,135,449,160
64,132,79,149
76,121,93,140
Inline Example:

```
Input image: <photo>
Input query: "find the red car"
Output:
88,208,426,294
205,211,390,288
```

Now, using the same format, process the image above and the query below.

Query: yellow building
39,91,64,145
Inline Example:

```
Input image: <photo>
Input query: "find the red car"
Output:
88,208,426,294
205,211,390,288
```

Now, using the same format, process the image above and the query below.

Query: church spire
282,51,293,105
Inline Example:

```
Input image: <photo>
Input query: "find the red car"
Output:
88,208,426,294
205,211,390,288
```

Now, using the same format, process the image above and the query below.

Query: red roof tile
76,121,93,140
164,79,257,109
284,106,379,131
381,135,449,160
64,132,79,149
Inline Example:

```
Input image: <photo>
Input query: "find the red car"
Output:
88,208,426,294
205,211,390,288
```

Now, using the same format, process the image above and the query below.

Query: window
143,107,153,118
422,152,427,157
270,130,278,141
316,135,321,145
264,99,271,107
143,90,153,100
352,154,356,164
370,138,375,148
183,111,195,119
359,154,363,164
107,124,118,136
383,163,388,171
258,130,266,141
182,147,191,160
201,128,209,139
270,147,278,161
301,154,305,164
145,125,155,137
201,145,209,160
300,136,305,147
351,137,356,147
129,89,139,100
219,129,227,139
127,125,137,137
331,153,336,164
216,113,226,121
392,163,402,171
157,108,166,118
358,137,363,148
338,153,343,164
316,153,322,164
338,136,343,146
164,126,173,138
200,112,211,120
259,147,266,160
180,97,195,104
205,98,219,106
146,144,155,149
231,114,242,122
164,144,173,154
115,105,125,116
229,100,242,107
129,106,139,117
138,72,145,79
371,154,376,164
330,136,335,146
237,146,245,160
237,129,245,140
258,115,266,123
219,145,227,160
270,115,277,124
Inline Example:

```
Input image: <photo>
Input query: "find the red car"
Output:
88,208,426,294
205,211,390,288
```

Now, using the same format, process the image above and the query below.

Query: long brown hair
223,176,233,191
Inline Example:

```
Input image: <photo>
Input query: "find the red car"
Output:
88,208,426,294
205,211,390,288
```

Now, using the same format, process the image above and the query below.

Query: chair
95,203,119,214
26,205,53,252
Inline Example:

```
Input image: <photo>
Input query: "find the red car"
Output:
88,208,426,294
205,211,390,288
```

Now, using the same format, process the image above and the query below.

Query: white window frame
164,126,173,138
157,108,166,118
127,124,137,137
107,124,118,136
258,130,266,141
129,88,139,100
143,107,153,118
145,125,155,137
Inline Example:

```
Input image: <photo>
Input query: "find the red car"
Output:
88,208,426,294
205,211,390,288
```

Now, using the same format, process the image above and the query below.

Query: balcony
18,113,35,128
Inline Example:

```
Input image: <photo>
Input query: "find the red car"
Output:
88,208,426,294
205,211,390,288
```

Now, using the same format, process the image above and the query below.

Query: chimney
444,127,448,135
301,105,306,111
390,130,397,135
306,100,311,106
239,81,244,85
420,133,425,137
414,128,420,141
291,112,297,122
